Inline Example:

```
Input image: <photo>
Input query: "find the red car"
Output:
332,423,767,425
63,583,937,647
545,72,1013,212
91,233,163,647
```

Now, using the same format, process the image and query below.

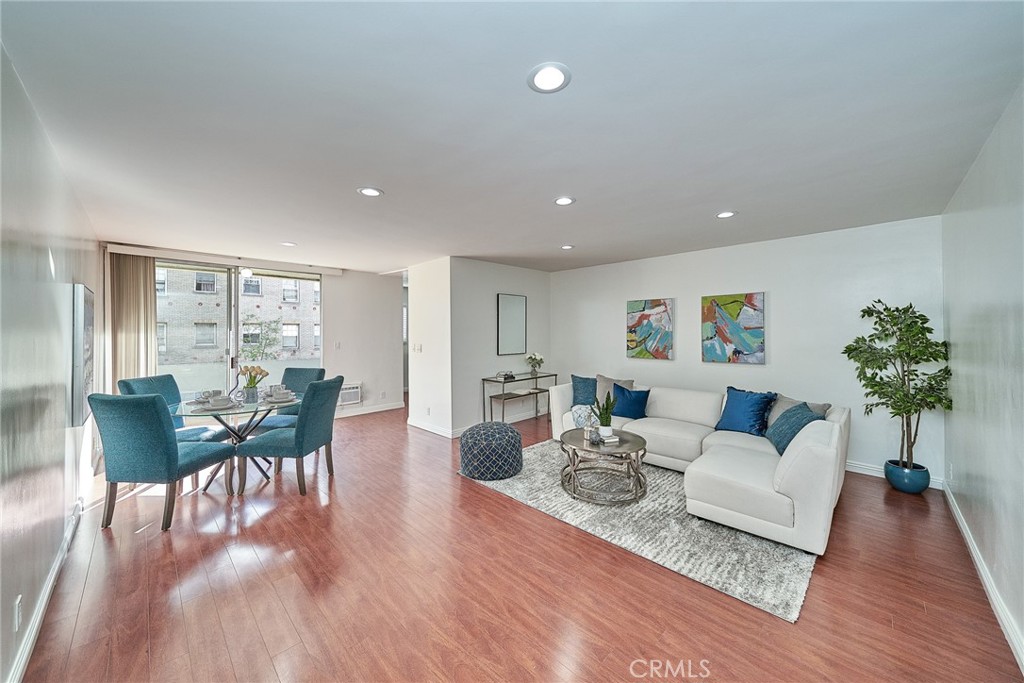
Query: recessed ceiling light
561,245,574,250
554,196,575,206
716,211,736,219
239,267,254,278
280,241,297,247
357,187,383,197
528,62,571,93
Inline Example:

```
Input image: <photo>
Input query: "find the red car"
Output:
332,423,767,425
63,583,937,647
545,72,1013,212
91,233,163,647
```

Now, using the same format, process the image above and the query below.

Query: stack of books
599,434,620,445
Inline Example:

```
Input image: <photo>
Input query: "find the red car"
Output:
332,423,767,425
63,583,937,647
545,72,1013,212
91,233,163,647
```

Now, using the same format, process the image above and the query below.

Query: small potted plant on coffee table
592,392,617,438
842,300,952,493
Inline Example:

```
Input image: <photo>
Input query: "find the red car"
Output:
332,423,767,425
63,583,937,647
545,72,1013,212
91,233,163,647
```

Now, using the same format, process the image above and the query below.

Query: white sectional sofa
549,383,851,555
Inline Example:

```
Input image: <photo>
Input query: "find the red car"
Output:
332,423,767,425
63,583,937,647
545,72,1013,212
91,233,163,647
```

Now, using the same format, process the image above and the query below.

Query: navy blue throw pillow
715,386,778,436
611,384,650,419
766,402,824,454
571,375,597,407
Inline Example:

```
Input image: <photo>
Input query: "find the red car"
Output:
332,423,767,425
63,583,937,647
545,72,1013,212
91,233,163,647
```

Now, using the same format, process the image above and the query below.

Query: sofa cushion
623,417,711,462
715,386,777,436
767,394,831,427
701,430,779,456
571,375,597,407
612,385,650,419
685,446,794,527
645,387,723,428
596,374,633,404
766,403,825,454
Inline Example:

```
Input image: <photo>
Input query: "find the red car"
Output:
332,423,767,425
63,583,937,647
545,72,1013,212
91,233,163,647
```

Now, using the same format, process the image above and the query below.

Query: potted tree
592,392,617,438
842,300,952,493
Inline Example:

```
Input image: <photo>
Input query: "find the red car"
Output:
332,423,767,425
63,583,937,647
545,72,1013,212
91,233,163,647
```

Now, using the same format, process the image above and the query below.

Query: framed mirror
497,293,527,356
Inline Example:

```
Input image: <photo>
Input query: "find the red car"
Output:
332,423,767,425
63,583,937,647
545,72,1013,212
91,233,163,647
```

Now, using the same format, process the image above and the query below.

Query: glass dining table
170,393,302,495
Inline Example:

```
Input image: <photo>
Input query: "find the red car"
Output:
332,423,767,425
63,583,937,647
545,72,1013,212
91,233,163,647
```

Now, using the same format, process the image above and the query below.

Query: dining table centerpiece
240,365,269,404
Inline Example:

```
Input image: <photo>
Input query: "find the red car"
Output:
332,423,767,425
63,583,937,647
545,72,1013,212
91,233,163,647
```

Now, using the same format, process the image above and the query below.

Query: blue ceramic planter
884,459,930,494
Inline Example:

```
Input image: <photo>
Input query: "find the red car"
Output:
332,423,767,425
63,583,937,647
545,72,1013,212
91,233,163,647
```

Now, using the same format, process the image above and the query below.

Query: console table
481,372,558,422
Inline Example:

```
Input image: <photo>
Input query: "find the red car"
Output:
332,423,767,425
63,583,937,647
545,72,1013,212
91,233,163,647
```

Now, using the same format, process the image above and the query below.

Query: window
282,279,298,302
194,322,217,346
194,272,216,293
242,323,262,346
282,323,299,349
155,268,167,295
157,322,167,352
313,281,321,304
313,323,321,349
402,305,408,342
242,277,262,295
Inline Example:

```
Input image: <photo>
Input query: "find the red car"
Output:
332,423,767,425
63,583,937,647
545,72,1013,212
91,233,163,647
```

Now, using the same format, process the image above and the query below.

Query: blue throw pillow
611,384,650,419
571,375,597,407
715,386,778,436
766,402,825,454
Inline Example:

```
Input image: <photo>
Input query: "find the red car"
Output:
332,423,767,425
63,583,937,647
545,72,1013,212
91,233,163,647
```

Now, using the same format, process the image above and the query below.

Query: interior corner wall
941,82,1024,670
1,47,101,682
320,271,405,418
407,257,453,436
549,216,946,480
449,257,551,436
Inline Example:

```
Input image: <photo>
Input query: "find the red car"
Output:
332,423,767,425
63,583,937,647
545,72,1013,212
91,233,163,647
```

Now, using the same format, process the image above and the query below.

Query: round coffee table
559,428,648,505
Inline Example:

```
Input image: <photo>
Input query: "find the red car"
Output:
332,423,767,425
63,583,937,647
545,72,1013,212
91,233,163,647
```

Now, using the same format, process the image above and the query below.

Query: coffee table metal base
560,441,648,505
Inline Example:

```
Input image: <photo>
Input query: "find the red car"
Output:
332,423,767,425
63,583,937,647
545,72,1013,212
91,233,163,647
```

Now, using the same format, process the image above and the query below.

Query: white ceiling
3,2,1021,273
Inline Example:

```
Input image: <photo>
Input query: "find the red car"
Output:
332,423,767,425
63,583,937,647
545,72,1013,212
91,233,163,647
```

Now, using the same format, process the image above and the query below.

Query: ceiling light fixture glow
357,187,383,197
716,211,736,219
561,244,574,250
554,196,575,206
280,241,298,247
239,267,254,278
528,62,571,93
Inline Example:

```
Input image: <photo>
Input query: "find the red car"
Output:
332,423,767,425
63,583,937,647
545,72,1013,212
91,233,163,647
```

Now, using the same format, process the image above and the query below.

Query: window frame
156,322,168,352
241,323,262,346
313,323,321,349
282,279,299,303
313,281,321,304
155,268,167,295
282,322,300,349
194,272,217,294
242,276,262,296
194,322,218,347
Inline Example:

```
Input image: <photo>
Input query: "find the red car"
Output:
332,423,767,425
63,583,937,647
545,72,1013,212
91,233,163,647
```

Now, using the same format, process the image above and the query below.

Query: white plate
266,396,295,404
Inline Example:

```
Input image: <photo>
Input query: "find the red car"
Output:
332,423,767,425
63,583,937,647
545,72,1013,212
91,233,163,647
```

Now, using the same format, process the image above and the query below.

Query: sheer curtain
109,252,156,389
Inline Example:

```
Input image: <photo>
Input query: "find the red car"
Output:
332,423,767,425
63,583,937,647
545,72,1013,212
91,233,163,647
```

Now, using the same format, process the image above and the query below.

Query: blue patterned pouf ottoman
460,422,523,480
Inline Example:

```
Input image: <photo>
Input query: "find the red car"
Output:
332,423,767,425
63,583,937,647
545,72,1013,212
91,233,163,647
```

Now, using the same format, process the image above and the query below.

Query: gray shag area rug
473,439,816,622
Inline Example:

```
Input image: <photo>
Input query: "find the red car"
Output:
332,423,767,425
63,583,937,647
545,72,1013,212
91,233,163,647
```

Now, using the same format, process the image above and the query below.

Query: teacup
209,396,233,408
200,389,222,400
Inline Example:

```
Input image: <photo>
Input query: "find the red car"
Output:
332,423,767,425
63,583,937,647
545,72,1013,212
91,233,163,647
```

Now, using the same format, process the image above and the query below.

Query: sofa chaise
549,383,851,555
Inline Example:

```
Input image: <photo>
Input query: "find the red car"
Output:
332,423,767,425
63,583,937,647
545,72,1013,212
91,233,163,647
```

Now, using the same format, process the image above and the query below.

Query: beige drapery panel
110,253,157,390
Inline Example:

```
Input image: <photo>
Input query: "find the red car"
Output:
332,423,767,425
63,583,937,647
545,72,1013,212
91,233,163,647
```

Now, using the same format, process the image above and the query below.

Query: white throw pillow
571,404,597,428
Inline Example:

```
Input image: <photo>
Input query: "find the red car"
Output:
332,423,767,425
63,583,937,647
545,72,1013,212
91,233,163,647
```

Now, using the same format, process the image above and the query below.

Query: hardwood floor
25,406,1022,682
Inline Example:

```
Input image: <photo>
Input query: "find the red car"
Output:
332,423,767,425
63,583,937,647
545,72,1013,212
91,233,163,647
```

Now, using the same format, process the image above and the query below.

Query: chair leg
177,479,183,495
325,442,334,477
191,472,199,491
296,458,306,496
274,457,282,474
225,457,235,496
101,482,118,528
237,457,247,495
161,483,177,531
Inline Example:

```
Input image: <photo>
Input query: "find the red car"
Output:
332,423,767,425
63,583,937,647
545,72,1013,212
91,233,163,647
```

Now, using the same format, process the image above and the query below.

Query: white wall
942,83,1023,670
407,257,453,436
450,257,551,435
549,216,946,479
1,48,101,682
320,271,405,417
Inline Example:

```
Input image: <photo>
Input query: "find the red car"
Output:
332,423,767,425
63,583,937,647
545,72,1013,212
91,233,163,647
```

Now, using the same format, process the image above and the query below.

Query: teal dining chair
118,374,229,443
253,367,328,433
235,376,343,495
88,393,236,530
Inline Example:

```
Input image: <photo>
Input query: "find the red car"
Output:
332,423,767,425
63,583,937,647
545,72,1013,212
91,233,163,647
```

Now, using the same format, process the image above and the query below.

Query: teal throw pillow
766,402,825,454
611,384,650,420
715,386,777,436
571,375,597,406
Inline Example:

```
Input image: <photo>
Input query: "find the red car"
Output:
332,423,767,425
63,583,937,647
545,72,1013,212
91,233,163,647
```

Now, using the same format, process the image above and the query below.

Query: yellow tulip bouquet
240,365,269,388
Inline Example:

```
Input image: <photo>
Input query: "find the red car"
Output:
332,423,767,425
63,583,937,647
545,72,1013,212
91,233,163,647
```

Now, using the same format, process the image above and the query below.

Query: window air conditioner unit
339,383,362,406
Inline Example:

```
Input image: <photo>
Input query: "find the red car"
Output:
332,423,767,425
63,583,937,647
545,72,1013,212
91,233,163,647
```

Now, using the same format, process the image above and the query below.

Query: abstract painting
627,299,674,360
701,292,765,364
